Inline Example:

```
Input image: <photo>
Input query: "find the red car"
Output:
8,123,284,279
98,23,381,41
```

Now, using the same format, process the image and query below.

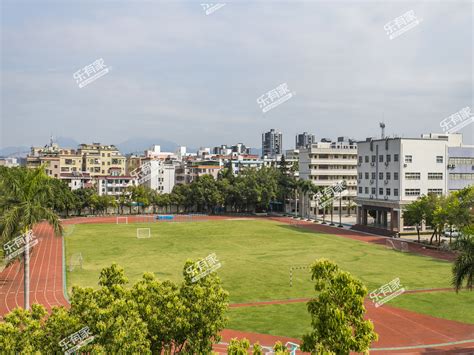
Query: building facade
262,129,283,158
295,132,315,149
355,136,450,234
299,137,358,216
78,143,126,177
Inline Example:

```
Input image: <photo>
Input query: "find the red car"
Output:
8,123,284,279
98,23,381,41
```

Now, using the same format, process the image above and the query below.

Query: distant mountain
56,136,79,148
0,146,30,158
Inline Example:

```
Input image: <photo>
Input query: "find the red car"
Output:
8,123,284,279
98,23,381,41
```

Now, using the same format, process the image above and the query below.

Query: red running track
1,216,473,354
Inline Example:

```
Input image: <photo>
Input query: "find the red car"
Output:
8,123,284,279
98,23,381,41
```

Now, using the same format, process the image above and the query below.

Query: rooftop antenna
379,122,386,139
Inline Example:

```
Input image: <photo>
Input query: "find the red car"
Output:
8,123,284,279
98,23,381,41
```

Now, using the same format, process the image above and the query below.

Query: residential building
78,143,126,177
354,135,451,235
295,132,315,149
262,129,283,158
135,159,178,193
27,142,82,179
0,157,20,167
60,172,93,190
97,176,136,196
299,137,358,217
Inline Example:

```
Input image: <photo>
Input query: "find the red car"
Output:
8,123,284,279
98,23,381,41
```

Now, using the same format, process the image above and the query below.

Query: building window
394,188,399,196
450,173,474,180
386,188,391,195
371,188,376,195
358,156,362,163
405,172,421,180
365,187,369,194
379,188,383,195
386,154,391,162
428,172,443,180
371,172,376,180
394,154,399,162
364,156,369,163
365,172,369,179
405,155,413,163
405,188,421,196
379,172,383,180
386,172,391,180
436,156,443,163
394,172,399,180
371,155,376,163
358,172,362,179
379,155,384,162
358,186,362,193
428,189,443,195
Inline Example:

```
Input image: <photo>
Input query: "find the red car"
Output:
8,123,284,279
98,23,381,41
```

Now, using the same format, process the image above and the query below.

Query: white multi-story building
355,136,451,234
299,137,358,217
98,176,136,196
134,159,177,193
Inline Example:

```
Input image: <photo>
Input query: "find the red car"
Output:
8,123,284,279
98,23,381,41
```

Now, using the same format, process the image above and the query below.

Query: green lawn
64,219,473,332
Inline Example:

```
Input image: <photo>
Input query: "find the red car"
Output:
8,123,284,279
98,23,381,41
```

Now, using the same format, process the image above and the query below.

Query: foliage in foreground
0,263,229,354
452,226,474,292
301,259,378,354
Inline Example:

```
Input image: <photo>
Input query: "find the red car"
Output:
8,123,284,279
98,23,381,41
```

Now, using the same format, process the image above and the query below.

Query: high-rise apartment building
262,129,283,158
295,132,315,149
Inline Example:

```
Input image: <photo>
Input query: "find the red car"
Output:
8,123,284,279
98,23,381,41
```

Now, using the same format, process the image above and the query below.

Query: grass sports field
64,219,473,337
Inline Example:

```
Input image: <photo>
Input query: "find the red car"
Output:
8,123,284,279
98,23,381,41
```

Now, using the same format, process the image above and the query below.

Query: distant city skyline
1,1,472,150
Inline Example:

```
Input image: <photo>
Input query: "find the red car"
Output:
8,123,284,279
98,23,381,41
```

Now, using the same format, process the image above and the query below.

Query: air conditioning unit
370,179,374,184
384,180,389,185
384,196,389,200
370,162,375,166
357,162,362,166
369,195,374,199
403,164,407,167
384,161,389,166
357,179,361,183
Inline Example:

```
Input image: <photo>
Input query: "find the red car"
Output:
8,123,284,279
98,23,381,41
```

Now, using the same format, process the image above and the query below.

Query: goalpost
386,239,409,253
116,216,128,224
69,253,83,271
136,228,151,239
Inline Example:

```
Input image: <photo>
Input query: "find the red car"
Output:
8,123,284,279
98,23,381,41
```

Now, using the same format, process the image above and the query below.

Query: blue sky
1,0,472,150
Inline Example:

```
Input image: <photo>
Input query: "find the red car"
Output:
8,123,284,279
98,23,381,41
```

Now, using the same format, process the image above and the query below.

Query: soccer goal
69,253,83,271
386,239,409,253
136,228,151,239
116,216,128,224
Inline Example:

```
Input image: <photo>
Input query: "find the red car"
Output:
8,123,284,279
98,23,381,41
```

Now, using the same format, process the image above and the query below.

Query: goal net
385,239,409,253
137,228,151,239
116,216,128,224
69,253,83,271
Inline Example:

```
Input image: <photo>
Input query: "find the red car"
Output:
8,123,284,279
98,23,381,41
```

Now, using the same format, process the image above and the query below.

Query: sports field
64,218,473,338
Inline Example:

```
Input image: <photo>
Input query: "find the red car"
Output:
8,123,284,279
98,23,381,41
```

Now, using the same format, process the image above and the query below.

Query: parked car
443,229,460,238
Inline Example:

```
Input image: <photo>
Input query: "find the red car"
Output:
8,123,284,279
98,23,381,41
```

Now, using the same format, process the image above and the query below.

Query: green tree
0,166,63,310
301,259,378,354
181,259,229,353
452,226,474,292
403,196,428,242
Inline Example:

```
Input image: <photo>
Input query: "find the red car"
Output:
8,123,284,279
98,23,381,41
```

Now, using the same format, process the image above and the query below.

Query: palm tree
0,166,62,310
452,227,474,292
